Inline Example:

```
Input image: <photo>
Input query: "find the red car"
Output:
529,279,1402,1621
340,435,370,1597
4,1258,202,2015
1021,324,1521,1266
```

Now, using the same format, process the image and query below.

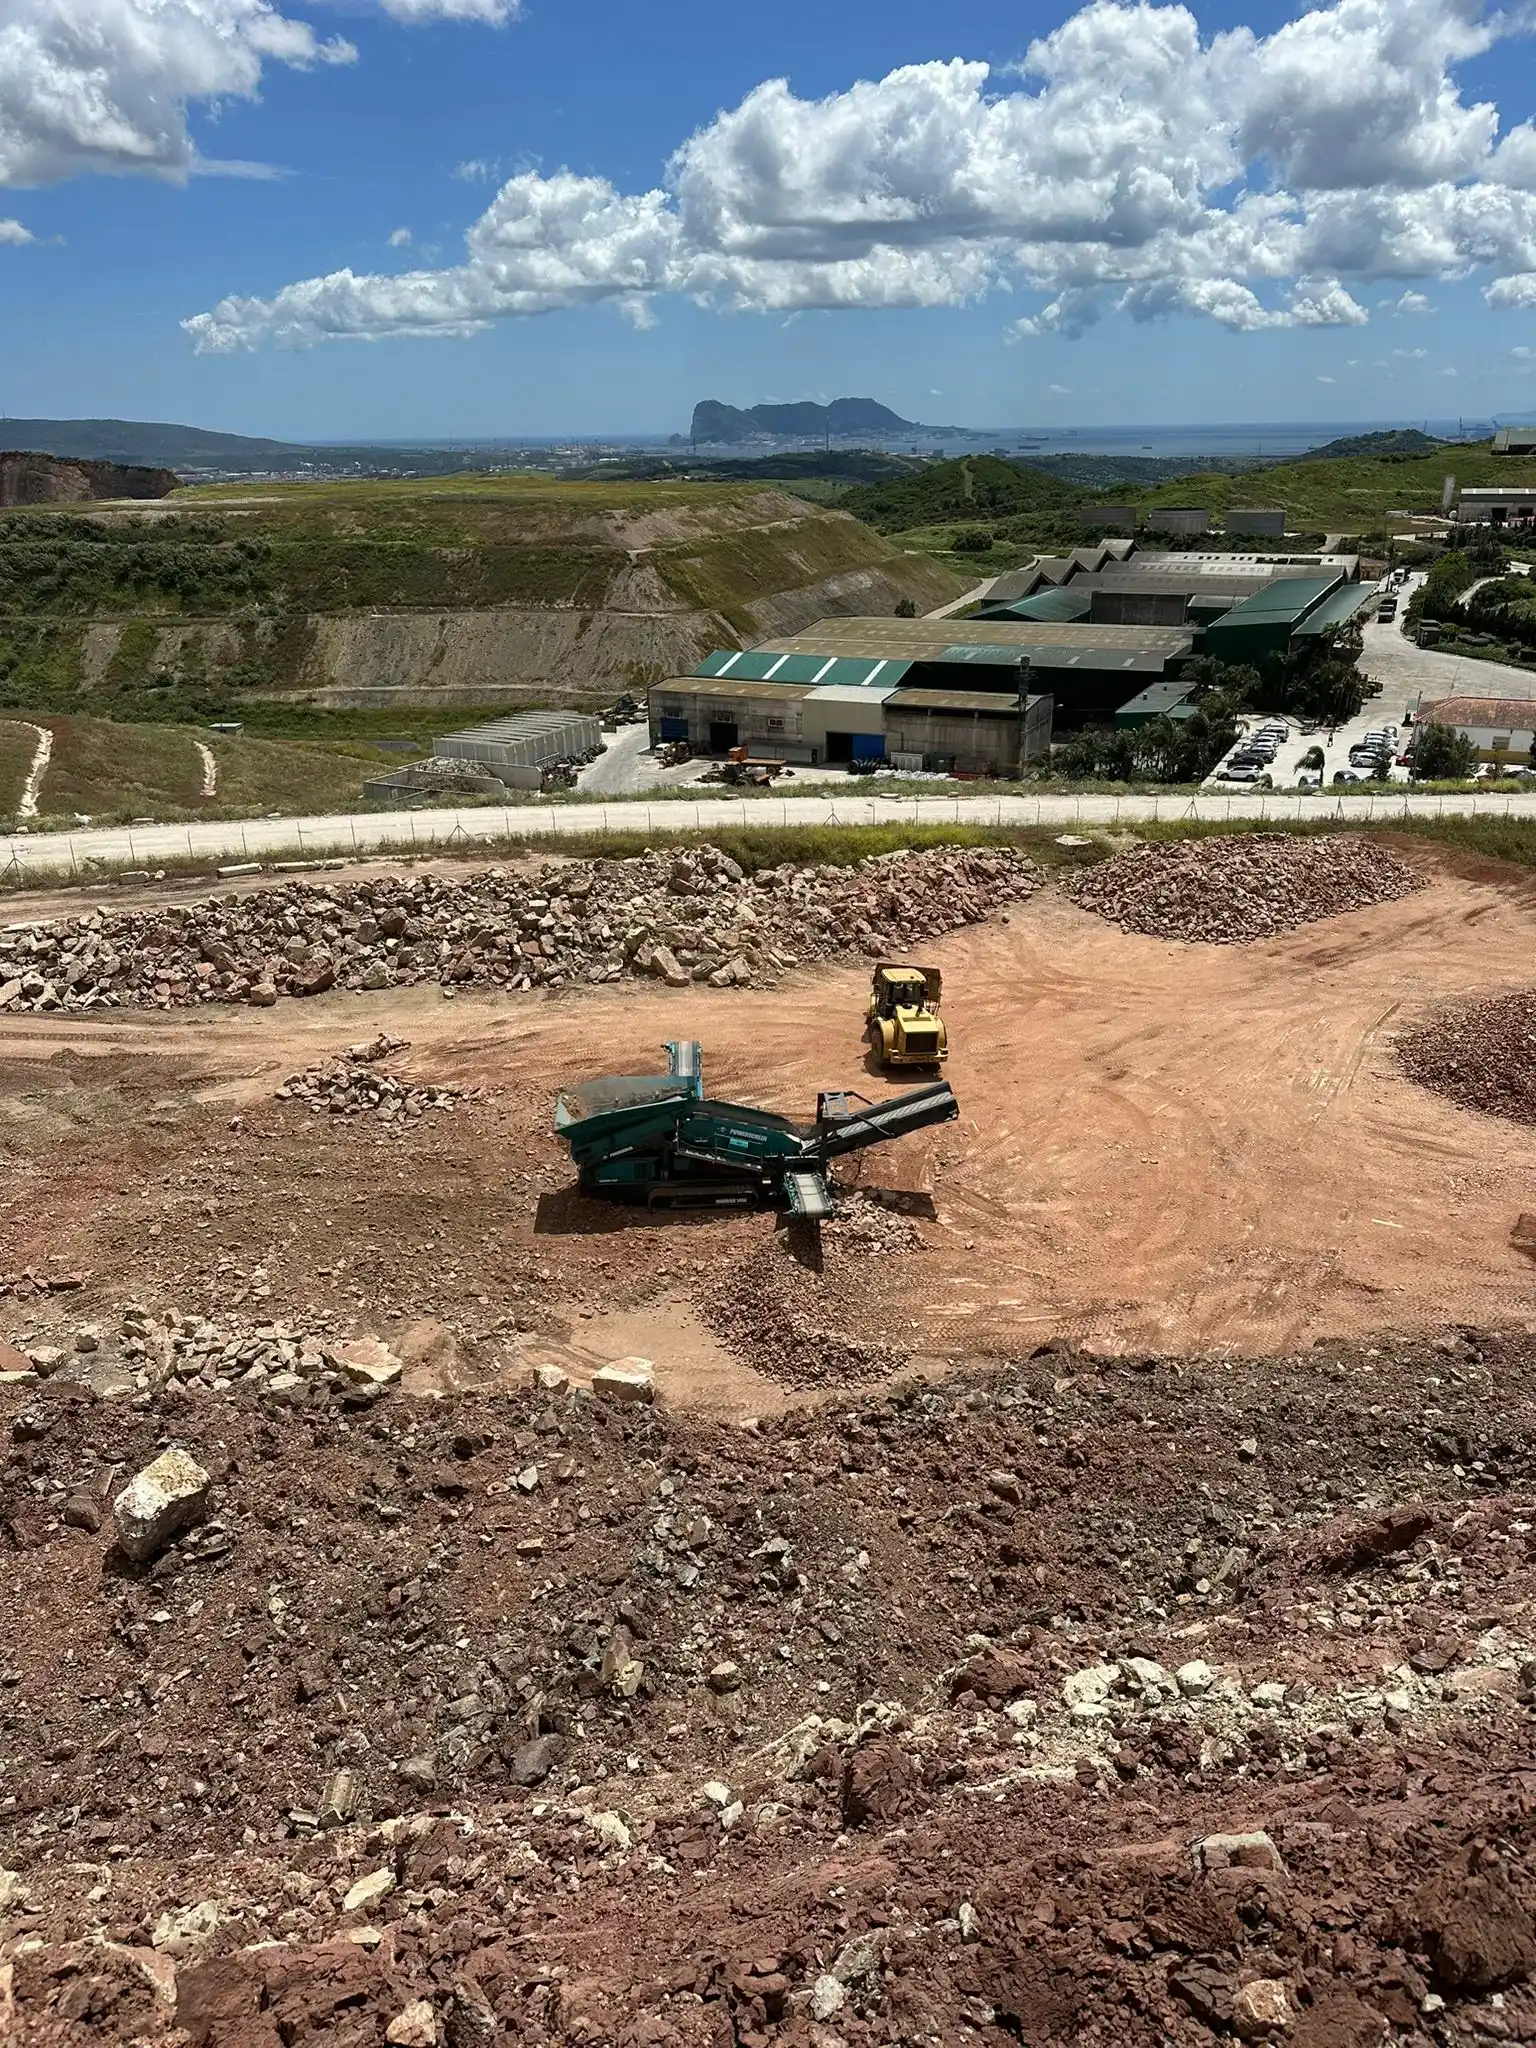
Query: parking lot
1204,573,1430,792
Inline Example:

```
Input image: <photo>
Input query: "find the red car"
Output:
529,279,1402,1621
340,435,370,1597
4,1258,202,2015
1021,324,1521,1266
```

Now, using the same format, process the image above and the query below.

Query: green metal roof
1115,679,1198,725
693,649,910,688
1291,582,1376,636
1206,576,1339,628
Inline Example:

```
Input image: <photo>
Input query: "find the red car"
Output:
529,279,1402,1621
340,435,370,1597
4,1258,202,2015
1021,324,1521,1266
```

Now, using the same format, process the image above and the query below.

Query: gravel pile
1061,832,1423,944
702,1230,912,1388
1396,987,1536,1128
275,1032,467,1125
0,843,1041,1014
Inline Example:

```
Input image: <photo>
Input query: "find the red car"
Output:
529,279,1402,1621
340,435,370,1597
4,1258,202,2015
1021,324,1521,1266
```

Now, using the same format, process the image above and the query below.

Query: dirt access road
3,842,1534,1414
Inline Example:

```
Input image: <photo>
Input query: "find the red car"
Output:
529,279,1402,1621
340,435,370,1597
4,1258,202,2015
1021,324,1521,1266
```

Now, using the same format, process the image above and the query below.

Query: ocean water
1012,419,1488,458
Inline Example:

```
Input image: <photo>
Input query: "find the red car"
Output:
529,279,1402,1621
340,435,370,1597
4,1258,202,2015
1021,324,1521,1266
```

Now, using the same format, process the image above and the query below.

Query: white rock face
113,1448,211,1562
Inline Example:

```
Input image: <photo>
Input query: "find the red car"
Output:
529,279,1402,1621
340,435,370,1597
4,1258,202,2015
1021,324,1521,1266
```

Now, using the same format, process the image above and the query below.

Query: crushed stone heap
1060,832,1423,944
0,843,1041,1014
1397,986,1536,1128
275,1033,468,1125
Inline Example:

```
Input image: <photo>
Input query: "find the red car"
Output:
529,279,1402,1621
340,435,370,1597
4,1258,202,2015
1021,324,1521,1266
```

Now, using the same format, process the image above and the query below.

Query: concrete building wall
881,711,1011,773
1455,487,1536,525
1147,507,1211,535
648,684,816,759
1087,588,1191,626
800,688,891,763
1077,505,1136,531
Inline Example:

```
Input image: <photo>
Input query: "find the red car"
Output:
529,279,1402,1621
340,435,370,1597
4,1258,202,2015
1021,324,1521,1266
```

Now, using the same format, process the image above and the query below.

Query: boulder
592,1357,655,1405
113,1448,211,1562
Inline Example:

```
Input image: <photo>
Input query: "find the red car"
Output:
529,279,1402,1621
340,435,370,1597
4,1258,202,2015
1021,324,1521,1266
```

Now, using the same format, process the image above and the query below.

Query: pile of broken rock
0,843,1042,1013
275,1033,468,1125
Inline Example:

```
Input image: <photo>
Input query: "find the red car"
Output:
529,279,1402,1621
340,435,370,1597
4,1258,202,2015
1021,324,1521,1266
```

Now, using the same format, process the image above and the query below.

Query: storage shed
433,711,603,790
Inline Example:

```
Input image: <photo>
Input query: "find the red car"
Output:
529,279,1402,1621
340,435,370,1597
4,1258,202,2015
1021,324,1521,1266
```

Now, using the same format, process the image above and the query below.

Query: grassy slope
1115,442,1499,530
841,455,1078,532
209,731,381,816
12,713,382,826
33,715,204,817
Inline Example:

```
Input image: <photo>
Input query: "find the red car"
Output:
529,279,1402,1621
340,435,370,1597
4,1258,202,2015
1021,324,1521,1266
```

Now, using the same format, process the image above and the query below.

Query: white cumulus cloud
0,0,515,190
0,216,35,243
0,0,356,187
381,0,517,17
184,0,1536,350
388,226,412,247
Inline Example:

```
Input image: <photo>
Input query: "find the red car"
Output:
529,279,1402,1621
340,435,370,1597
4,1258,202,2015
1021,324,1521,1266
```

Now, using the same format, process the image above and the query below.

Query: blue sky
3,0,1536,439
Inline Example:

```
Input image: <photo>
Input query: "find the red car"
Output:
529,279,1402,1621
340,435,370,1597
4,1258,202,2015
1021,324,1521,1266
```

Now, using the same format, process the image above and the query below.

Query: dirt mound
1397,986,1536,1128
0,844,1041,1015
1061,832,1423,944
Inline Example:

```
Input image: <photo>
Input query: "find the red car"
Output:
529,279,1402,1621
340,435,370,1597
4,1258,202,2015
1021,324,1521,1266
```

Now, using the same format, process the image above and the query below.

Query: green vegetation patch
0,621,86,707
209,731,380,816
841,456,1078,534
35,715,206,820
653,517,957,629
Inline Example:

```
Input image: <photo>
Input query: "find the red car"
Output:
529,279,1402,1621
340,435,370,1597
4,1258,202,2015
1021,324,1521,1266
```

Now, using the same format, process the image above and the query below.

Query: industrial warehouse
646,542,1372,774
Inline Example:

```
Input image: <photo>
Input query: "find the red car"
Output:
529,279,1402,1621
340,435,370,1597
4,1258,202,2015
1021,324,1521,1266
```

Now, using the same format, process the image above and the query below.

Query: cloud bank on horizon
6,0,1536,356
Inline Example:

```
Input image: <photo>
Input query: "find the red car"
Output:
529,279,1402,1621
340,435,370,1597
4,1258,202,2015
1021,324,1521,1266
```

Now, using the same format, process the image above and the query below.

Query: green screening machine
554,1040,958,1220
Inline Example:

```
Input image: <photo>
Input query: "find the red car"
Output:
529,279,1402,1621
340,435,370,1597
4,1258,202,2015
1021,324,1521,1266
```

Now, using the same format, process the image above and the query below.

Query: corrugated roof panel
1210,576,1339,626
942,644,1028,665
656,678,817,702
753,618,1193,657
1291,582,1377,635
814,656,913,688
807,682,899,705
984,588,1093,623
887,688,1026,714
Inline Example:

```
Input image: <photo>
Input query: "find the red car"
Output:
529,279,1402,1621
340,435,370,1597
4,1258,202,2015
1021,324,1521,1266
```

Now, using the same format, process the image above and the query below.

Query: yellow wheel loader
867,962,948,1067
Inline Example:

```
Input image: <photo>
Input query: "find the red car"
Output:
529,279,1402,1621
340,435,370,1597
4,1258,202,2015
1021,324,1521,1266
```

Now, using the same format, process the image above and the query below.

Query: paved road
1361,573,1536,708
7,786,1536,882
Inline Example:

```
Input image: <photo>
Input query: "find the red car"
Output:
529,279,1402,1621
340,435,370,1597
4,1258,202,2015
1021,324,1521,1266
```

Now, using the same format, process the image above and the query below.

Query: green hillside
1116,440,1492,531
0,712,388,830
0,473,964,734
841,455,1078,532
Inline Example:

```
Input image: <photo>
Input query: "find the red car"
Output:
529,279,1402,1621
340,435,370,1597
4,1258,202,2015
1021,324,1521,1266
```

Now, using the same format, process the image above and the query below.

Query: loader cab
871,965,934,1018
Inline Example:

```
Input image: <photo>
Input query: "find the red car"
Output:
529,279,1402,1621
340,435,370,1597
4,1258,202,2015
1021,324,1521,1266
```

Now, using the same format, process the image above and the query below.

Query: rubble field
1396,988,1536,1130
0,845,1042,1016
3,835,1536,2043
1,1327,1535,2046
1061,834,1425,945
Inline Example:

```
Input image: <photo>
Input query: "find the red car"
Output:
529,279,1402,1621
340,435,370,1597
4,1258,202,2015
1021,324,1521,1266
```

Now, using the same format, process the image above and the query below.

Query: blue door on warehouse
825,731,885,763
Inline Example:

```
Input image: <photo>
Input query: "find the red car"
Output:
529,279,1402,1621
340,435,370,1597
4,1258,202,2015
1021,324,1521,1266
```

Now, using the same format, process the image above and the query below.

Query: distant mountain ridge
0,417,310,471
690,397,935,445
